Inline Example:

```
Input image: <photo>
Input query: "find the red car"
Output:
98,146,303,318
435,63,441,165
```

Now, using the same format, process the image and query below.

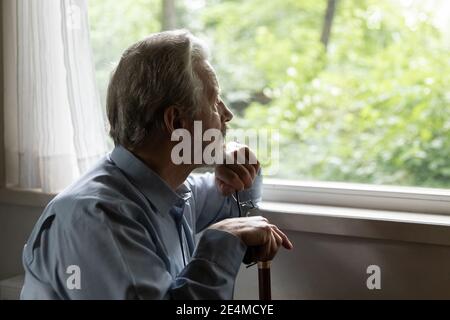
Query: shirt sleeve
51,205,247,300
187,169,263,233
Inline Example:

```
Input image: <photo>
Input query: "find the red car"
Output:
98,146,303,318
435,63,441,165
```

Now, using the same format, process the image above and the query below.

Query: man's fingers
221,164,256,189
271,225,294,250
210,216,291,263
272,228,283,247
230,164,253,189
256,231,274,262
238,215,268,223
216,167,244,191
216,164,255,190
242,163,256,181
257,227,282,262
235,148,259,179
265,232,275,261
227,145,258,165
215,178,234,195
269,231,280,261
217,143,260,194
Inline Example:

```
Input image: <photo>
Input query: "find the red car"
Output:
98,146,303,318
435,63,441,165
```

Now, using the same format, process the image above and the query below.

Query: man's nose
220,101,233,123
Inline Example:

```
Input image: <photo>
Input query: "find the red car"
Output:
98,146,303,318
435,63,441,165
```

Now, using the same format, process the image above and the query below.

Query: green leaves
226,0,449,187
89,0,450,187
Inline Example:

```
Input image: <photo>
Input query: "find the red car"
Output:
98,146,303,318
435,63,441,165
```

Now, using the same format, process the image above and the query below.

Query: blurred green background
88,0,450,188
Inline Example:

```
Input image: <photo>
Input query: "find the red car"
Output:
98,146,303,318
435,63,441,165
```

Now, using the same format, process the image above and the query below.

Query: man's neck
132,144,195,191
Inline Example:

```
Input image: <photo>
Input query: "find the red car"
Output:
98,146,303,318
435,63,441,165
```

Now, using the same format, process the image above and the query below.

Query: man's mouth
221,125,228,138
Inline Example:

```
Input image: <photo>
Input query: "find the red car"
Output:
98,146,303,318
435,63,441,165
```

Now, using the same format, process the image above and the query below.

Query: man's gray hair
106,30,215,150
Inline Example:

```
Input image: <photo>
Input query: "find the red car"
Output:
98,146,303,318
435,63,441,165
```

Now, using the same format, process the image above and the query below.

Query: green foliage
89,0,450,188
88,0,161,104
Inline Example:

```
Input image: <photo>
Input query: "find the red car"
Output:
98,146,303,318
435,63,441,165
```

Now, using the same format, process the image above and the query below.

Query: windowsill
3,179,450,214
1,186,450,247
260,202,450,247
0,274,23,300
0,187,55,208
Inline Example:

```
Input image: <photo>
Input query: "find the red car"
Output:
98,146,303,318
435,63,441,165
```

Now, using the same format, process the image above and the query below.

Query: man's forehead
201,60,220,98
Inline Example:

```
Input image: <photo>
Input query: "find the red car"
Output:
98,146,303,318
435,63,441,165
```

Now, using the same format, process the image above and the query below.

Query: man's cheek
205,117,222,132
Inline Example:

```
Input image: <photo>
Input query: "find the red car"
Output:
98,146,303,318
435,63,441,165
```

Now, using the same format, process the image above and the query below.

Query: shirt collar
109,145,191,215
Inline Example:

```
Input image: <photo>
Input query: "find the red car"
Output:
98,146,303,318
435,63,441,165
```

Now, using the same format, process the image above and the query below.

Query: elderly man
21,30,292,300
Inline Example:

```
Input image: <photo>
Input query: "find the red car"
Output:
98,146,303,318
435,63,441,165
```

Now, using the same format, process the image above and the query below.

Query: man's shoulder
45,158,148,226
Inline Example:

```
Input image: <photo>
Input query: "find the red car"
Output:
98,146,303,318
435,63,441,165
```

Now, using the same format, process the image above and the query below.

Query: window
89,0,450,190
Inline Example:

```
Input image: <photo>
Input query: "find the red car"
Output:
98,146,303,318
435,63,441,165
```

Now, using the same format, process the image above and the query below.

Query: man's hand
215,143,260,196
208,216,293,262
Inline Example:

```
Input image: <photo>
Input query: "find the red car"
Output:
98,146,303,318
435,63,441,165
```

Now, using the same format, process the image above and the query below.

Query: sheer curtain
3,0,108,193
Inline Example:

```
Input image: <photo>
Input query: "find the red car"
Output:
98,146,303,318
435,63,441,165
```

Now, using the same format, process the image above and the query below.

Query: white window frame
0,2,4,191
263,178,450,215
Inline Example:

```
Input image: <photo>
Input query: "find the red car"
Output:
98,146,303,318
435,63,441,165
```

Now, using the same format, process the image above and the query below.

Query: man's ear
163,106,182,134
164,106,193,135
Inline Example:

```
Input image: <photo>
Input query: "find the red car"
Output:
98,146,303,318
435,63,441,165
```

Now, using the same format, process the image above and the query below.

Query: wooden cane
235,191,272,300
258,261,271,300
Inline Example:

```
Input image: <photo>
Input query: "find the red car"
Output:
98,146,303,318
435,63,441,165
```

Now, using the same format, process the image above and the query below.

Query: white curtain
3,0,108,193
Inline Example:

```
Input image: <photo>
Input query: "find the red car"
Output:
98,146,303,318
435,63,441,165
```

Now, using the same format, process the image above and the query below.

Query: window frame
0,0,5,189
2,178,450,217
263,178,450,215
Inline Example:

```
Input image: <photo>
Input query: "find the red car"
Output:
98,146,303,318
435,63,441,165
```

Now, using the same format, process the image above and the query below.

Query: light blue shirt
20,145,262,299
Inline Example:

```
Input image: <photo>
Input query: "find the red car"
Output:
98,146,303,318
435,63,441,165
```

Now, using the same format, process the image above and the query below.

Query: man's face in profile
196,61,232,138
171,59,234,166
